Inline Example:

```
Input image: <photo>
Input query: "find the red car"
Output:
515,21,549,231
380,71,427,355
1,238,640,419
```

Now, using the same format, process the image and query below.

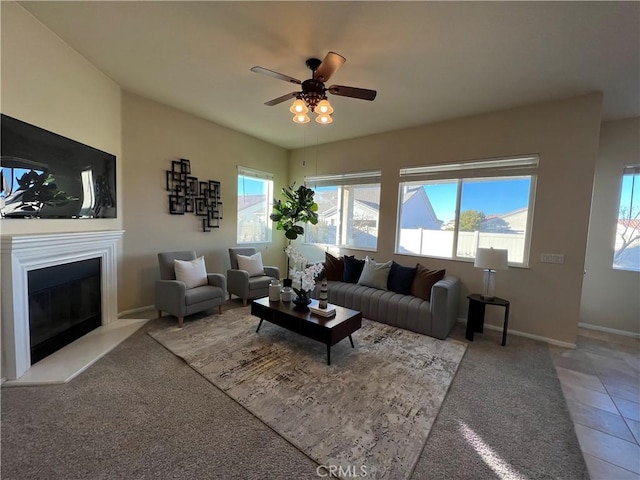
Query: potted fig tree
270,183,319,290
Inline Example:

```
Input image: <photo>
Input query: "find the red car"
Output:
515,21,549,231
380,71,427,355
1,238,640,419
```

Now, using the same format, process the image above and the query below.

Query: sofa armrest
155,280,187,316
430,275,461,339
227,269,250,298
264,266,280,279
207,273,226,291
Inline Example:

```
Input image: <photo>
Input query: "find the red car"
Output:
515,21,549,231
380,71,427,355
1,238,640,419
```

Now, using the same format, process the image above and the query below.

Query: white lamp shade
474,248,508,270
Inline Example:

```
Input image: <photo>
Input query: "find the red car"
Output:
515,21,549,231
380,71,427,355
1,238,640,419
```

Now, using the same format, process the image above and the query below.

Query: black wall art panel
166,158,222,232
0,114,117,219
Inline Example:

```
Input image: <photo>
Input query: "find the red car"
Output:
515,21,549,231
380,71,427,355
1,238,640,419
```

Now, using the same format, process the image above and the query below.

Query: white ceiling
20,1,640,150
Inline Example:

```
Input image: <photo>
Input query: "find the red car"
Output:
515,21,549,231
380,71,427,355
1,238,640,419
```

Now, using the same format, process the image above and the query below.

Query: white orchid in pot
270,183,319,282
285,245,324,309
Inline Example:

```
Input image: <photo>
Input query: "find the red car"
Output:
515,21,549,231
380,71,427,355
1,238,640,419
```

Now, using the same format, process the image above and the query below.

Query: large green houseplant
270,184,319,284
270,183,319,240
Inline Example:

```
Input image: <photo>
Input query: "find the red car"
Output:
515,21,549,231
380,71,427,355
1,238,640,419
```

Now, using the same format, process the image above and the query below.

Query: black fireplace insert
28,258,102,364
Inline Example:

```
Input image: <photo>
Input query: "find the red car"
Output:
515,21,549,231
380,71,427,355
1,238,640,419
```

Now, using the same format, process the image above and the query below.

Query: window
396,156,538,265
237,167,273,243
613,165,640,271
305,171,381,250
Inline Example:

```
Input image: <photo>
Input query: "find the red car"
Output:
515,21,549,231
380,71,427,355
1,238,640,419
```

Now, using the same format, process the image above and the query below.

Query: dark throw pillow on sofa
410,263,446,301
387,261,417,295
324,252,344,281
343,255,365,283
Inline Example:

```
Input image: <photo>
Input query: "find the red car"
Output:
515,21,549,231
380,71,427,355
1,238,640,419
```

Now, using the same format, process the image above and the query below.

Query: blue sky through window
238,176,268,196
425,178,531,223
619,173,638,219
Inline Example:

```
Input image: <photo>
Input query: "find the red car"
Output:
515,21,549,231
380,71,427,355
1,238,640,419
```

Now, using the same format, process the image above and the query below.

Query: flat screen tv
1,114,117,219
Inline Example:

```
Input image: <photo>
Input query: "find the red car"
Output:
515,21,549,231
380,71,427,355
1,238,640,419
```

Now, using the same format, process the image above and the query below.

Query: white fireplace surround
1,230,124,380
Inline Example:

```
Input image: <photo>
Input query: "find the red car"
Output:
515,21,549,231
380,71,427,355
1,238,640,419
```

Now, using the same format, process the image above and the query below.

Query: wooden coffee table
251,297,362,365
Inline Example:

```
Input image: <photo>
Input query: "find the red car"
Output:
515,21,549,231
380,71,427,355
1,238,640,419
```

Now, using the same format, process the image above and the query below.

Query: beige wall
0,2,122,235
120,92,288,312
2,2,611,344
580,118,640,335
290,94,603,346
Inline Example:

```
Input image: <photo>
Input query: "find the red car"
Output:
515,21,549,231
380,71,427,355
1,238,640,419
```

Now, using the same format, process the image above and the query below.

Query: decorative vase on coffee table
293,291,312,310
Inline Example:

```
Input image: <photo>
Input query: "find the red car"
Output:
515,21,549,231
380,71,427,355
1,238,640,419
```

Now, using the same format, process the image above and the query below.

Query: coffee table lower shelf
251,297,362,365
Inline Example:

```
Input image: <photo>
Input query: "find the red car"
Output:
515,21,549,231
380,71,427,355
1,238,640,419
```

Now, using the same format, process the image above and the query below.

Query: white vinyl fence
399,229,525,263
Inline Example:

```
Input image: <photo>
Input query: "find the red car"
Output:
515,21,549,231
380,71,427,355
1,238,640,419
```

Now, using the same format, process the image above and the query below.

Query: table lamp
474,248,508,300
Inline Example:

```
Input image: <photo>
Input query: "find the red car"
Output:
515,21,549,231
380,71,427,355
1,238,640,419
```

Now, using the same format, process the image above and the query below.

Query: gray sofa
320,276,460,339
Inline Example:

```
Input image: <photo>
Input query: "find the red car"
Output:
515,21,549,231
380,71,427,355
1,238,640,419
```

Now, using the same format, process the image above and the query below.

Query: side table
466,294,510,346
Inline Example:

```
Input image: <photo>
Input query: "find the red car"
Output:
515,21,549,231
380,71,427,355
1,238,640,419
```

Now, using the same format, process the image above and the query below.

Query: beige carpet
148,306,467,480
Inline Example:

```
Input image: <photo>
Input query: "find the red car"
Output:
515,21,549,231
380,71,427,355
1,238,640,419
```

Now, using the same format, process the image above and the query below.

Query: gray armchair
156,251,226,327
227,247,280,306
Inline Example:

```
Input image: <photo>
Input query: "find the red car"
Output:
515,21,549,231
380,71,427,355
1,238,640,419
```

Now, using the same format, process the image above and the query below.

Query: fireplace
1,231,123,380
28,258,102,364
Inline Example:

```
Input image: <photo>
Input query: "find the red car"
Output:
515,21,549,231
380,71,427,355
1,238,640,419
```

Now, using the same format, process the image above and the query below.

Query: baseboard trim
457,318,576,349
578,322,640,339
119,305,155,318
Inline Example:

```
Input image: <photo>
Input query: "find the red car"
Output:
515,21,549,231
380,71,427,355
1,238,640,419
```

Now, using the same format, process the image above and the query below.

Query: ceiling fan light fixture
315,113,333,125
293,113,310,124
289,99,308,114
316,99,334,115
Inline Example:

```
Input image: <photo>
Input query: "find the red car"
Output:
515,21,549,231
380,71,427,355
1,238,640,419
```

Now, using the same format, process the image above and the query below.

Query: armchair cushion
174,256,208,289
185,284,223,305
237,252,265,277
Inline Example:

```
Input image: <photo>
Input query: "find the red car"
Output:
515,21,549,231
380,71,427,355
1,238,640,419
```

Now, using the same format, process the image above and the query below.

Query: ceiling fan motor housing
300,79,327,111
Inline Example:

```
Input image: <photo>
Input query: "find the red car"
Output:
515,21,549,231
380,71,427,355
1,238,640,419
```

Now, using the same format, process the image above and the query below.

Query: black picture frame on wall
165,158,222,231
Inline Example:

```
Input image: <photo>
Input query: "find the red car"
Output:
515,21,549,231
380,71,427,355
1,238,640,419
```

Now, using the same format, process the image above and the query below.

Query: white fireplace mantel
1,230,124,380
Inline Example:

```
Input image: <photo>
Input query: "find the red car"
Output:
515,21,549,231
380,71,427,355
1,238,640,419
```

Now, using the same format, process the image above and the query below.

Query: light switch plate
540,253,565,264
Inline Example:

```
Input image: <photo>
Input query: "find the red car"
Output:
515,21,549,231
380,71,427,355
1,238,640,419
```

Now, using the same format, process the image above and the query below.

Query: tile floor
551,328,640,479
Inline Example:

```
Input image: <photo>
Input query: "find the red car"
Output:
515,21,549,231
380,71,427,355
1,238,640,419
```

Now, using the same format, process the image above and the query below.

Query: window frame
395,155,539,266
613,164,640,272
304,170,382,250
236,166,274,244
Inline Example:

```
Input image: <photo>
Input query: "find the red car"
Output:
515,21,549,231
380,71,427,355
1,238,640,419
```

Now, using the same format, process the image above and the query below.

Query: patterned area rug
148,307,466,480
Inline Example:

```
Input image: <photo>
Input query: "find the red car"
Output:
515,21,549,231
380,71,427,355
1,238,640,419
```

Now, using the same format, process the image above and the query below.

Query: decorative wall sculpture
165,158,222,232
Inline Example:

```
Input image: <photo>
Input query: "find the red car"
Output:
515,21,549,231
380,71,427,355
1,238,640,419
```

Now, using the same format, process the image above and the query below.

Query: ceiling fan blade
314,52,346,82
251,66,301,85
264,92,299,106
328,85,377,101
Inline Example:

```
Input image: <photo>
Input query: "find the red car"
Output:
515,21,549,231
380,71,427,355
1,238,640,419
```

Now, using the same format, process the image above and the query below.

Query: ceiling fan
251,52,377,124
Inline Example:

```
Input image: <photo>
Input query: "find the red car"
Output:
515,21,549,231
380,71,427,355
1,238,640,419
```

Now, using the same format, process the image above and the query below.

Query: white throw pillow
237,252,265,277
358,256,392,290
174,256,208,289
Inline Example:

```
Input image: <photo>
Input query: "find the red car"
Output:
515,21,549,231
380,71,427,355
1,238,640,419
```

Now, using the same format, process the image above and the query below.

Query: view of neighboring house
399,187,442,230
237,193,269,243
480,207,528,233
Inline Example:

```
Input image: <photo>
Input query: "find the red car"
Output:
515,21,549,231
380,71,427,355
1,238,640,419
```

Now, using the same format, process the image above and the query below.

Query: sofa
316,254,460,340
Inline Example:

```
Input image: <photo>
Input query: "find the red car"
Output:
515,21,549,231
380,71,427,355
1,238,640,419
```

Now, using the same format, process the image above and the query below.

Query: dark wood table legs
466,294,510,346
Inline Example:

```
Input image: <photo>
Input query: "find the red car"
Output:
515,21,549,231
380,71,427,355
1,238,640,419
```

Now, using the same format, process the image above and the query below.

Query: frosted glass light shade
289,99,308,114
316,99,334,114
315,114,333,124
292,113,310,124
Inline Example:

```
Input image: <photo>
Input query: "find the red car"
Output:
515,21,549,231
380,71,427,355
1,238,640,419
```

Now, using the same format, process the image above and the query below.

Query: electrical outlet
540,253,565,264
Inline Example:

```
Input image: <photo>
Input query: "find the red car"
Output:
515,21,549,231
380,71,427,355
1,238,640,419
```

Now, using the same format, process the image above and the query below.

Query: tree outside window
613,165,640,271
